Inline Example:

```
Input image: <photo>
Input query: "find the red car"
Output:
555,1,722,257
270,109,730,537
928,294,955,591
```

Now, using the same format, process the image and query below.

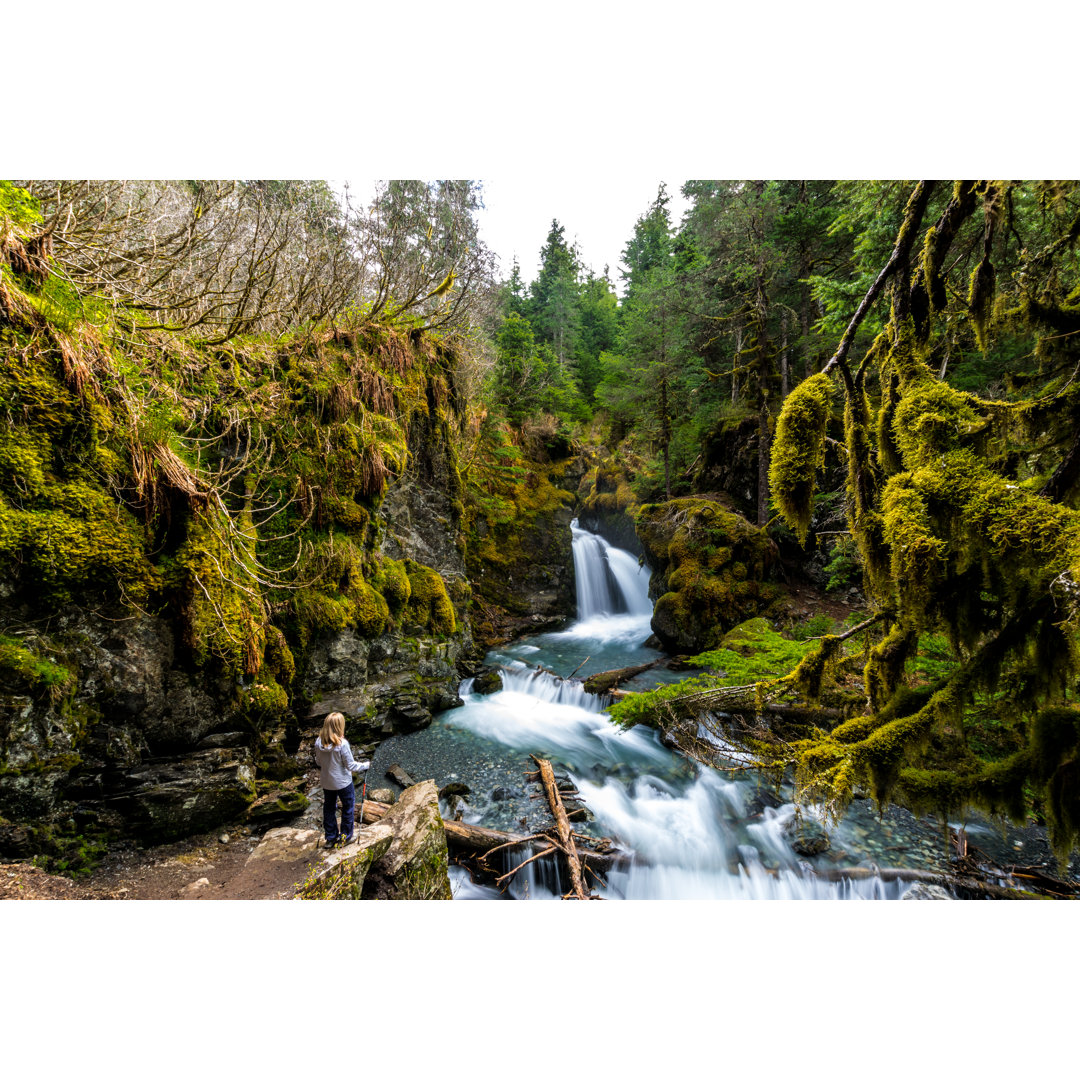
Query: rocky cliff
0,224,491,866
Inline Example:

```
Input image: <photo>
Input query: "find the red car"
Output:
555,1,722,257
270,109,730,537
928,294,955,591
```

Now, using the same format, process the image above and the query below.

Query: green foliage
689,618,818,684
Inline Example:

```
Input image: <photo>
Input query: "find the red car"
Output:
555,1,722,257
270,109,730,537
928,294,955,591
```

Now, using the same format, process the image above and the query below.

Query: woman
313,712,370,846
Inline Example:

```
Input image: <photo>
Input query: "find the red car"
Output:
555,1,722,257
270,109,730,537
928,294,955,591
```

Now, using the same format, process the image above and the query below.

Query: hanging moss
863,623,918,713
768,372,832,544
789,634,843,702
262,625,295,685
173,506,265,675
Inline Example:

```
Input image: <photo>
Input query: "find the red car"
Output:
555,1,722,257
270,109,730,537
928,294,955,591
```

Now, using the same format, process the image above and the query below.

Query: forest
2,178,1079,899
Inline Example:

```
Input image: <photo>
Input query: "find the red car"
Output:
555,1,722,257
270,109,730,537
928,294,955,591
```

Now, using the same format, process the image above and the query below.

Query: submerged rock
901,882,954,900
784,817,831,857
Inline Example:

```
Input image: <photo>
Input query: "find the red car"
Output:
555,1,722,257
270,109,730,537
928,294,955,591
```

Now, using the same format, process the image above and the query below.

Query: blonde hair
319,712,346,747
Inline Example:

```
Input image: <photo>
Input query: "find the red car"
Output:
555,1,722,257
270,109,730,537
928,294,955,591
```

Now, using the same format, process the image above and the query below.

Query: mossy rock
403,560,457,636
635,499,777,653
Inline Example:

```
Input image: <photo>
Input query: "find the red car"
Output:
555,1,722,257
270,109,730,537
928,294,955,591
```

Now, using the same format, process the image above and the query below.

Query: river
369,522,1052,899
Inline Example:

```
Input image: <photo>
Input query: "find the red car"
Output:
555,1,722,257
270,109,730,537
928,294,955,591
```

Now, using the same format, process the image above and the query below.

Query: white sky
475,178,691,288
339,178,691,292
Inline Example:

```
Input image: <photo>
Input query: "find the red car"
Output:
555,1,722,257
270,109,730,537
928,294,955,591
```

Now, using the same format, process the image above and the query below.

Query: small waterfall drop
571,519,652,620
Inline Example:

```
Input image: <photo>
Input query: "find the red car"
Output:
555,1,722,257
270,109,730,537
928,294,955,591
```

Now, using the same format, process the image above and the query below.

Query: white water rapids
383,520,923,899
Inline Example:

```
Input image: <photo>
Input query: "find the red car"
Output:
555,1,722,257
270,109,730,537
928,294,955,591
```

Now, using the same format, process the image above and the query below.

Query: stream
370,522,1061,899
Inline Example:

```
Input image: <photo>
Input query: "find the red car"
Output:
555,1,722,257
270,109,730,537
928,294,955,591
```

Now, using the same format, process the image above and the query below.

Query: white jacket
314,736,370,790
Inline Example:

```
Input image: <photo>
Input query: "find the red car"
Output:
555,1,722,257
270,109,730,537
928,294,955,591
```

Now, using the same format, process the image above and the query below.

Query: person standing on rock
314,712,370,847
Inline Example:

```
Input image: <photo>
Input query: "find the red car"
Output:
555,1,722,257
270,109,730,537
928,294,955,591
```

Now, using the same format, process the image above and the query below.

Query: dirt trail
2,779,330,901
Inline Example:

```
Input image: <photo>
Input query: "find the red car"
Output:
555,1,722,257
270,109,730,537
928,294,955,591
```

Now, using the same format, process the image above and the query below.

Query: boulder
369,788,397,805
297,825,395,900
362,780,453,900
227,826,323,900
178,877,210,898
245,788,310,825
471,667,503,695
635,498,779,654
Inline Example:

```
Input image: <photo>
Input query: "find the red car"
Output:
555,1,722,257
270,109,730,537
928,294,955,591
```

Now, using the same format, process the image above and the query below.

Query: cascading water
571,520,653,621
371,522,943,900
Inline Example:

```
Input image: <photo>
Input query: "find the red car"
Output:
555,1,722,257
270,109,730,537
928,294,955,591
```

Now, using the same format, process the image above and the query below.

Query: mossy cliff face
463,420,579,645
635,498,780,653
576,456,643,556
0,215,479,860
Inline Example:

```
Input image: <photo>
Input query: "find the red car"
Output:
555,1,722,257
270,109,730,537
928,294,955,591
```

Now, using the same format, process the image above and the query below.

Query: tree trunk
780,313,789,399
757,396,771,527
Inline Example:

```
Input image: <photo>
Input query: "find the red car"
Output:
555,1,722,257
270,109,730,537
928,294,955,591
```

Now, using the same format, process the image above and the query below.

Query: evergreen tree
531,219,581,367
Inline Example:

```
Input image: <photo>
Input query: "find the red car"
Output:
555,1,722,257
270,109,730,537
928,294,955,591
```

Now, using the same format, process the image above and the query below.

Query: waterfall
571,519,652,619
379,521,923,900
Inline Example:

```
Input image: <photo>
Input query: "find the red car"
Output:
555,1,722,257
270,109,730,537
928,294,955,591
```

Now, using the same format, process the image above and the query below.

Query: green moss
239,678,289,730
0,635,75,698
371,556,411,614
768,372,832,544
174,506,265,675
262,625,296,685
352,577,390,638
635,498,776,652
404,560,457,636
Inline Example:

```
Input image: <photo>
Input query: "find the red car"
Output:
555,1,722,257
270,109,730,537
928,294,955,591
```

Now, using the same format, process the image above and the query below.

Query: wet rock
472,668,503,695
491,786,524,802
784,817,831,857
747,787,785,816
438,783,470,800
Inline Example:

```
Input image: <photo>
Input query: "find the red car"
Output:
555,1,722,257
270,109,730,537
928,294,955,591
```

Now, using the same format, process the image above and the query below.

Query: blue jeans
323,783,355,844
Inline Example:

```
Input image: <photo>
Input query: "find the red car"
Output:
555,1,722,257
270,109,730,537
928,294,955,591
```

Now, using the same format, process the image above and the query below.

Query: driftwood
582,660,663,695
358,800,622,874
386,763,420,789
532,754,590,899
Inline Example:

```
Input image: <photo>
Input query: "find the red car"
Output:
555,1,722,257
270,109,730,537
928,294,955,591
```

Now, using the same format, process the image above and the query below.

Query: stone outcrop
361,779,452,899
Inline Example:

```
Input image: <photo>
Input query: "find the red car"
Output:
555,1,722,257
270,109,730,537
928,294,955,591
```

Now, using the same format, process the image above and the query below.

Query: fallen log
359,800,622,874
582,660,662,695
533,754,590,899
